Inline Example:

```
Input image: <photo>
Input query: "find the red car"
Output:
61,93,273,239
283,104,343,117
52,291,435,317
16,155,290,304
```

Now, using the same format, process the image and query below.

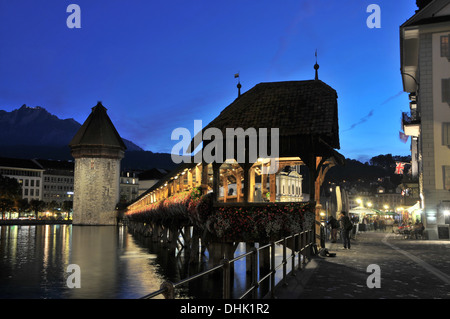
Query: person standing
328,216,339,243
339,211,352,249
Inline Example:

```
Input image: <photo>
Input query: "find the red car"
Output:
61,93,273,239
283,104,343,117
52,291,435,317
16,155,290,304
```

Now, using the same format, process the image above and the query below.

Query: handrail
140,229,314,299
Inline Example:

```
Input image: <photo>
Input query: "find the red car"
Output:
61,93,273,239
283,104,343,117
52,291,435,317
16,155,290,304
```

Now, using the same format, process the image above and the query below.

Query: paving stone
272,231,450,299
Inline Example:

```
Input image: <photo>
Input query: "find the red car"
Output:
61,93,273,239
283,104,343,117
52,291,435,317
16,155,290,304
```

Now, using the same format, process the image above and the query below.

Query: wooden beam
269,173,276,203
222,174,228,203
236,171,242,202
201,163,209,195
243,163,251,203
188,169,193,189
212,163,220,202
249,166,255,202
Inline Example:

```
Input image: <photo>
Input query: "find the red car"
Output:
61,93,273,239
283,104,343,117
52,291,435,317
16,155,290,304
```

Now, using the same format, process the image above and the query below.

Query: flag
234,73,239,78
399,131,409,143
395,162,405,174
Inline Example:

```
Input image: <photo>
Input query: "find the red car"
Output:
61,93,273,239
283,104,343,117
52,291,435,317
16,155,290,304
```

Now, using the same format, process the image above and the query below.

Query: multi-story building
400,0,450,239
0,157,44,201
120,171,139,203
275,166,304,202
36,159,74,205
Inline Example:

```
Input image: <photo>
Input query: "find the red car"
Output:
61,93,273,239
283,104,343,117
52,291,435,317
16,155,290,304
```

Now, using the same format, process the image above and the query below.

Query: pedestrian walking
339,211,352,249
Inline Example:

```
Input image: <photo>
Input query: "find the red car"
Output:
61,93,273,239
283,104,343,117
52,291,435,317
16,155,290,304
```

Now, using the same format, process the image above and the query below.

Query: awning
406,201,421,213
349,207,377,215
372,209,397,215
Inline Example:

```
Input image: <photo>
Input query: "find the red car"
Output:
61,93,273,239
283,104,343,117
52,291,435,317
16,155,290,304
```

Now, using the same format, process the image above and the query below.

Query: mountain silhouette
0,105,176,171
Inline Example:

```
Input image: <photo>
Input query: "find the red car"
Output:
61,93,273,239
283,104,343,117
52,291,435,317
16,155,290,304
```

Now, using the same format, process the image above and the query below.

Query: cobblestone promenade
273,231,450,299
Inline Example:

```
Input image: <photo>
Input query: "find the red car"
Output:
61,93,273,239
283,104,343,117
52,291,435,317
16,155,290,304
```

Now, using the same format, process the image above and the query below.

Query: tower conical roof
69,102,126,159
70,102,126,149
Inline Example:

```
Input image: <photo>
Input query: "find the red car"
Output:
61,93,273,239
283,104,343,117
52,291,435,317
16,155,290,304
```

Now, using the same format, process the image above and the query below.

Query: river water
0,224,294,299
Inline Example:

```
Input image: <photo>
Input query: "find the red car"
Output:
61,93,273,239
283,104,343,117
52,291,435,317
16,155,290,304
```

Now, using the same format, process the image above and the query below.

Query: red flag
395,162,405,174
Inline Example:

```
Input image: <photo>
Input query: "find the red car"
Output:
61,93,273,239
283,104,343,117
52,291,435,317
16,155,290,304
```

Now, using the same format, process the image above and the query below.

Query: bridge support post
246,243,255,273
152,224,161,242
190,226,201,264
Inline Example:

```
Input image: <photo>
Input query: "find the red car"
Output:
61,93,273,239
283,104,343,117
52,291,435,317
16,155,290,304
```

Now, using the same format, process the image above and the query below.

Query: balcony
402,111,420,137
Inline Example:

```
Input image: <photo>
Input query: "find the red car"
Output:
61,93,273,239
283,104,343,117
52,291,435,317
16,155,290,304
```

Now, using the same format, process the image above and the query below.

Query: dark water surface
0,224,291,299
0,225,173,298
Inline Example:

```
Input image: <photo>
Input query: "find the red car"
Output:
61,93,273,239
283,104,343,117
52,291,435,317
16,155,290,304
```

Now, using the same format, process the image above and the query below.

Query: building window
442,78,450,105
444,166,450,191
442,35,450,59
443,123,450,146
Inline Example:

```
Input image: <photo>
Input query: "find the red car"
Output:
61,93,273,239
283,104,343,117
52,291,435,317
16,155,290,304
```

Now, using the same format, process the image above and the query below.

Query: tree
0,174,21,219
29,199,46,219
16,198,30,218
0,198,14,219
0,174,22,200
62,200,73,212
369,154,394,169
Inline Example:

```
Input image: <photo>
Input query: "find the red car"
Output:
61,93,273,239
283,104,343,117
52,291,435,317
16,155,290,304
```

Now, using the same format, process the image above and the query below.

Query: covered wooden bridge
126,67,344,264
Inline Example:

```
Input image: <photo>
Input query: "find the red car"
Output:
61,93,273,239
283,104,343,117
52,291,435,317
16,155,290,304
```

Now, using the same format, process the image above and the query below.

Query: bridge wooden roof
191,79,343,167
203,80,339,148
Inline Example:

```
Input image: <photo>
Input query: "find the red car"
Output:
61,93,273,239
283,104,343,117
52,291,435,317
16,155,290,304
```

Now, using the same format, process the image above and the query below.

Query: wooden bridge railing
140,229,314,299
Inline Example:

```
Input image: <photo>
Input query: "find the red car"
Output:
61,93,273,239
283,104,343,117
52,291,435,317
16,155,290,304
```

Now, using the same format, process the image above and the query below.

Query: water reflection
0,225,72,298
0,225,166,299
0,225,293,299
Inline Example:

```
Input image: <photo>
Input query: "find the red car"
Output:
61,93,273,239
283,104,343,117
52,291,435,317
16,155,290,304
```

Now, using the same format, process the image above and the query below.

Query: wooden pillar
246,242,255,273
188,169,193,189
243,163,251,203
190,226,201,264
201,163,209,195
261,172,268,200
249,166,255,202
222,175,228,202
193,165,202,187
269,173,276,203
212,163,220,202
236,170,242,202
169,226,179,251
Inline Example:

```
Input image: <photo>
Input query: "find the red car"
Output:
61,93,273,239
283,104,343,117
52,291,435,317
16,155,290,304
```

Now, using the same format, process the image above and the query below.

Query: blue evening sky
0,1,418,162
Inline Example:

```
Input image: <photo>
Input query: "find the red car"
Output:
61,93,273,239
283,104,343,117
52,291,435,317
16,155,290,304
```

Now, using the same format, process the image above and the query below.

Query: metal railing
140,229,314,299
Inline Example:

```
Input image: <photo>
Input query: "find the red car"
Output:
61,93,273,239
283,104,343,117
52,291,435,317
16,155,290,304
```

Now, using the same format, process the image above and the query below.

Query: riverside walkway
272,231,450,299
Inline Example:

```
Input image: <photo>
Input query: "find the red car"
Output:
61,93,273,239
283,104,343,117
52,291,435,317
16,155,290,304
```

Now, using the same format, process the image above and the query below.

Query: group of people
327,211,353,249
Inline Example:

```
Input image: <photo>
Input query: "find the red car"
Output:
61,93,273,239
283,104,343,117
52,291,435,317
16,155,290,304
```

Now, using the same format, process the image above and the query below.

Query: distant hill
0,105,177,171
